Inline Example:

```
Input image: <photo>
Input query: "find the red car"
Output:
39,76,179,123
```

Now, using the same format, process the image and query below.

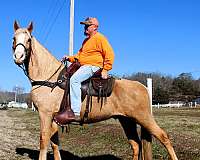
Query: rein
18,63,63,91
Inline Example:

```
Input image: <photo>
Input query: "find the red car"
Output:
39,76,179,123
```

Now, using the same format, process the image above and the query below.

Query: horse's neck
28,37,62,81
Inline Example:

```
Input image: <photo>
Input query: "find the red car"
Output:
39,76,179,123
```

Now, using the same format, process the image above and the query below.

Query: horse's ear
14,20,20,31
27,21,33,34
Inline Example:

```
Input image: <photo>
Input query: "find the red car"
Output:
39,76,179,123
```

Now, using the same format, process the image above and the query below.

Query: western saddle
56,60,115,123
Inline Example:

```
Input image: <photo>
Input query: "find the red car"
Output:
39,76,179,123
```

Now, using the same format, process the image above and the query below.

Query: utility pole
14,85,18,103
14,91,17,102
69,0,74,56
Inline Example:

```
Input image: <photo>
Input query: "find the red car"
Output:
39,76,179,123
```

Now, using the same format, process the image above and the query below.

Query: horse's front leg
50,121,61,160
39,112,52,160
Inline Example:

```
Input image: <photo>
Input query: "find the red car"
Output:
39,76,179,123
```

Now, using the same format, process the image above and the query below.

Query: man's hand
101,70,108,79
61,55,68,63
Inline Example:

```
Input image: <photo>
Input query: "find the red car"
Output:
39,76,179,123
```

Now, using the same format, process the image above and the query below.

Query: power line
43,0,66,44
39,0,59,37
38,0,58,37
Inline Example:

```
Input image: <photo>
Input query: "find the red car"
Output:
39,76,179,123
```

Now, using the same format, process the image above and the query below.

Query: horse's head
12,21,33,65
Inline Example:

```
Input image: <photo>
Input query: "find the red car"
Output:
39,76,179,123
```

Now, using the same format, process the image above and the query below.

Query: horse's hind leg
141,116,178,160
141,127,152,160
118,116,141,160
50,121,61,160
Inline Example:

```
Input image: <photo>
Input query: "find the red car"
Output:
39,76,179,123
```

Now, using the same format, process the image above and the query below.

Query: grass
3,107,200,160
153,107,200,160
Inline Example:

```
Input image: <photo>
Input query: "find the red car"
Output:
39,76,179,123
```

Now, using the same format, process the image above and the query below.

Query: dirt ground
0,109,39,160
0,108,200,160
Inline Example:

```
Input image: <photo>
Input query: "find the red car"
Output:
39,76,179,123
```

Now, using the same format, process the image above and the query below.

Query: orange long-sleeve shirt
68,32,114,72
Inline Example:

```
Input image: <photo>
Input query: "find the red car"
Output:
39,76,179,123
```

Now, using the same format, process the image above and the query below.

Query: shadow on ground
16,147,122,160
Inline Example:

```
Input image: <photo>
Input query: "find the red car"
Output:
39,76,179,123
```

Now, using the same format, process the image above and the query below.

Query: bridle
12,30,32,54
13,31,63,91
12,32,33,79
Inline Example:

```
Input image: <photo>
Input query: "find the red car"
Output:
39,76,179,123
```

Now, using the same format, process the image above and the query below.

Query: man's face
84,24,97,36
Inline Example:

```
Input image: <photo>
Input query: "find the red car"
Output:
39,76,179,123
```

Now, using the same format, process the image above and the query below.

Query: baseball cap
80,17,99,27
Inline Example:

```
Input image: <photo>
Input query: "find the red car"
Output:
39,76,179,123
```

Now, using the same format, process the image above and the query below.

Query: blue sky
1,0,200,92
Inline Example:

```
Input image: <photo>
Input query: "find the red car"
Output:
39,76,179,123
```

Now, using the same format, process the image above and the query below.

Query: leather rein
13,37,63,91
19,63,62,91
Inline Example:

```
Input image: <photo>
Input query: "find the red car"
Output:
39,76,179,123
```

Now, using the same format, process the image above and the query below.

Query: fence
152,102,197,108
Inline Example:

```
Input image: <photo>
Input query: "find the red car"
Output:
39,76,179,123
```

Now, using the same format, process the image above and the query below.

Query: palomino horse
12,21,178,160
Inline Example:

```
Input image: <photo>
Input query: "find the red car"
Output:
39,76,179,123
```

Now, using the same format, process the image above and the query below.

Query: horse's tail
141,127,152,160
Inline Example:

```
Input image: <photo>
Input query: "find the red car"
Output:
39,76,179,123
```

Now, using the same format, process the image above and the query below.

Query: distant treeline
124,72,200,104
0,91,31,105
1,72,200,105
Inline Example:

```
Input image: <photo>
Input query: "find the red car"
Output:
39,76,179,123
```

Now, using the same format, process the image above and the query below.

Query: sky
0,0,200,92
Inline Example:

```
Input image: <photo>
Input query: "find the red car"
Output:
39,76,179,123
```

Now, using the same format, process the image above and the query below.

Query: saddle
57,61,115,120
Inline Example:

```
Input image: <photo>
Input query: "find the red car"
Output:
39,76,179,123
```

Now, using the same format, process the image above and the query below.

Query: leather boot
53,108,75,125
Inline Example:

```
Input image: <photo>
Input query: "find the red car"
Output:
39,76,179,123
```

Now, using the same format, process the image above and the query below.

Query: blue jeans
70,65,100,114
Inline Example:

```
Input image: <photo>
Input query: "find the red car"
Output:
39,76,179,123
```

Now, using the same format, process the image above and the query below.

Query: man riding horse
13,21,178,160
54,17,115,125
